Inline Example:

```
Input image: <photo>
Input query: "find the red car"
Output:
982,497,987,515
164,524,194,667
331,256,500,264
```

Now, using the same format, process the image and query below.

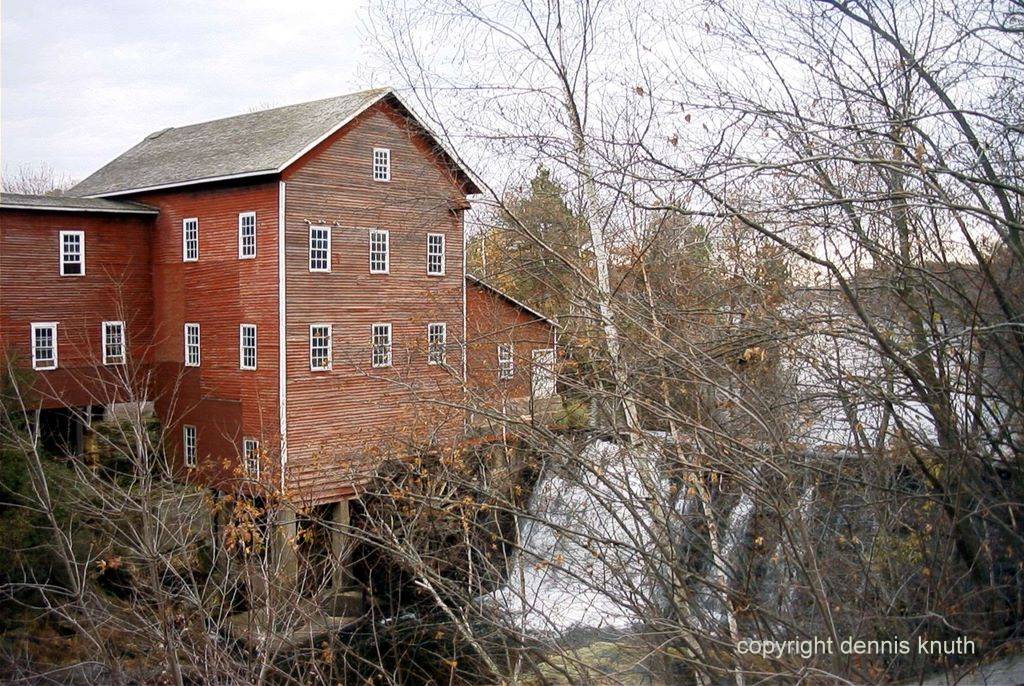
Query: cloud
1,0,368,183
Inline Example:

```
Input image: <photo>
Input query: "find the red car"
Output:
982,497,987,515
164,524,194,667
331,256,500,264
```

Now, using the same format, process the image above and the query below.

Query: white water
489,437,771,633
491,439,661,630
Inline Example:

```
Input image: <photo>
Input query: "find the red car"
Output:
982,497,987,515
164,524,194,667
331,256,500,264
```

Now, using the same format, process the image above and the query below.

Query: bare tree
360,0,1024,683
3,0,1021,683
2,163,74,196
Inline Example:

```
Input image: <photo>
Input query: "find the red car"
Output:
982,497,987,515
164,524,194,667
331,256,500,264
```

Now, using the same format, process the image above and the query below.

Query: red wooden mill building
0,88,558,510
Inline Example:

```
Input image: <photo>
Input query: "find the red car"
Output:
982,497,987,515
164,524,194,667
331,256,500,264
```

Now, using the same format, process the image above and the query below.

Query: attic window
373,148,390,182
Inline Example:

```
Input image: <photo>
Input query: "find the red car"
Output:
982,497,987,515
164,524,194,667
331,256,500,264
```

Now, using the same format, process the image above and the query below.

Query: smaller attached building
0,192,159,454
465,274,559,427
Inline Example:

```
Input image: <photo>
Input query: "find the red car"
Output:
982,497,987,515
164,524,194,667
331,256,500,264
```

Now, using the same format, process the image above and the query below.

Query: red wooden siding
2,98,565,505
0,209,155,408
127,181,281,486
465,280,555,405
282,101,469,504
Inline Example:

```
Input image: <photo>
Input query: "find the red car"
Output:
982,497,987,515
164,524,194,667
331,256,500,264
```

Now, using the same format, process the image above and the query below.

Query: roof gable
70,88,479,198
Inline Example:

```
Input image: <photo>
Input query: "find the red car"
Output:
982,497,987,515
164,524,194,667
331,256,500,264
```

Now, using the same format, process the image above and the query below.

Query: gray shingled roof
0,193,158,214
70,88,393,197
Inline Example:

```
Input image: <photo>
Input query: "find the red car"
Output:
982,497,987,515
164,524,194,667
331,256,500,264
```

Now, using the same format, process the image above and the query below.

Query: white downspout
278,181,288,493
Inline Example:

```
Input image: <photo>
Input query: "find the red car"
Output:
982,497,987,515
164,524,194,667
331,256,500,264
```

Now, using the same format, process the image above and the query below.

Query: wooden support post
330,499,351,591
272,504,299,586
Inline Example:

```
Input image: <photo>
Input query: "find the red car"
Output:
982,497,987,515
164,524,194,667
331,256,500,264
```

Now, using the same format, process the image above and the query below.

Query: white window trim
498,343,515,380
427,233,446,276
183,425,197,468
59,230,85,276
309,224,332,272
184,322,201,367
309,323,333,371
182,218,199,262
427,322,447,365
238,211,257,260
102,320,126,365
240,323,257,370
243,438,260,479
369,229,390,274
373,147,391,182
30,322,58,371
371,322,392,368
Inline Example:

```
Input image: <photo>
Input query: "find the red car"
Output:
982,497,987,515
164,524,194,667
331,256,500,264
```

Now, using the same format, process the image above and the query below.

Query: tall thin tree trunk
640,260,743,686
557,78,641,436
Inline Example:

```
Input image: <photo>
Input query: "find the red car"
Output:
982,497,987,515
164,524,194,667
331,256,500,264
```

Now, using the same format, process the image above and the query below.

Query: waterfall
489,438,667,630
489,437,811,637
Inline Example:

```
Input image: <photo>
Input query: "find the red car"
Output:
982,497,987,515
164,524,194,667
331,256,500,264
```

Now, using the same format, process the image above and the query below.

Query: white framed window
243,438,260,478
310,324,332,371
369,229,389,274
498,343,514,380
102,320,126,365
427,322,446,365
309,225,331,272
184,323,201,366
59,230,85,276
183,425,197,468
183,218,199,262
238,211,256,259
373,147,391,181
240,324,257,370
426,233,445,275
371,323,392,368
31,323,58,370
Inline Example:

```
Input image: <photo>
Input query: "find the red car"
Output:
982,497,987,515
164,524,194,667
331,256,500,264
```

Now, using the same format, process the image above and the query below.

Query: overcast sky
2,0,384,185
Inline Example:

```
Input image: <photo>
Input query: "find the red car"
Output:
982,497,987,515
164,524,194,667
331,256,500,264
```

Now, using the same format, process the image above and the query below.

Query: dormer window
373,148,391,181
60,231,84,276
